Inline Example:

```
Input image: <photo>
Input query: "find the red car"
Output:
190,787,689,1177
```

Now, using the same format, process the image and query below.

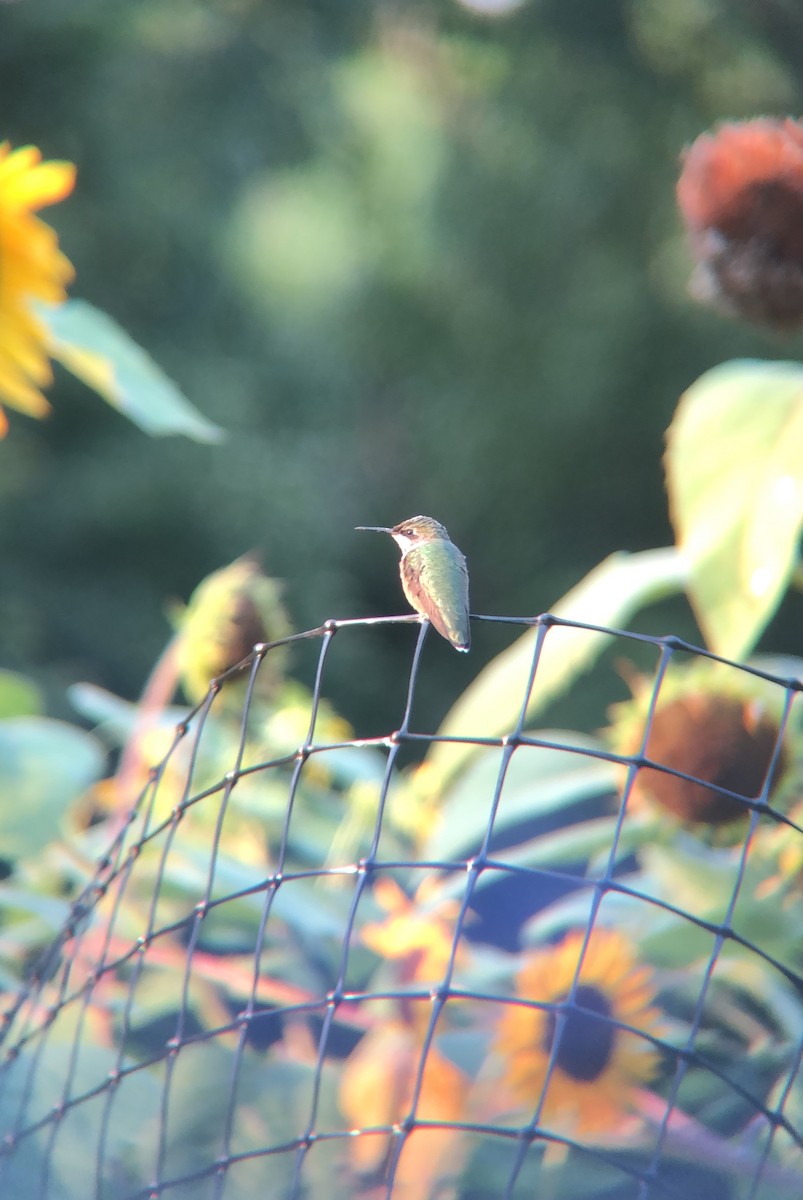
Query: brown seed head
635,692,786,826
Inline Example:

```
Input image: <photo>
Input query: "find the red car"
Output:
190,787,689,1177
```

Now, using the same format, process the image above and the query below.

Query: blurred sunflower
495,929,662,1136
339,1018,468,1192
342,881,473,1195
0,141,75,435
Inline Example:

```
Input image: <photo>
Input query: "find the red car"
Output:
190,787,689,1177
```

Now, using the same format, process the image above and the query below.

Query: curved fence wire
0,613,801,1200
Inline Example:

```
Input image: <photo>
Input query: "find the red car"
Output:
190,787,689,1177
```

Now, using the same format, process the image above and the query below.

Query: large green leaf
165,843,353,940
0,1040,160,1200
68,681,191,744
423,733,618,860
431,813,654,907
0,717,106,858
426,547,686,789
0,884,71,927
666,360,803,659
160,1044,342,1200
44,299,225,443
492,812,651,879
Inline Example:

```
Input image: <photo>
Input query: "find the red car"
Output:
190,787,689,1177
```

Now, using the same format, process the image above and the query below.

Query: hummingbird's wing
402,541,471,651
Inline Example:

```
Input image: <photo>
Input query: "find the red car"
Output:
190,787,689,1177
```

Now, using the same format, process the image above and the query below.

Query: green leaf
0,718,106,858
749,653,803,683
713,955,803,1044
165,843,352,940
432,813,653,908
666,360,803,659
68,681,189,743
437,1029,492,1077
43,299,225,443
423,733,618,860
519,872,717,967
0,884,71,927
164,1044,342,1199
0,1041,160,1200
460,1133,660,1199
68,681,138,731
427,548,686,789
0,670,41,718
499,813,651,879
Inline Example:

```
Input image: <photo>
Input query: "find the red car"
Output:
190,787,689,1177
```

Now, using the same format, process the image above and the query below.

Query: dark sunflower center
543,985,616,1082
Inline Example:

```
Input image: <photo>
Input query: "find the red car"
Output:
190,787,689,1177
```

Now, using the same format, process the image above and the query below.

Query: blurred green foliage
2,599,803,1197
3,0,803,733
4,6,803,1190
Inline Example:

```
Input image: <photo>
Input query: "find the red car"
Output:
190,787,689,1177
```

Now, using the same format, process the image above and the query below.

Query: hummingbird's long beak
355,526,392,533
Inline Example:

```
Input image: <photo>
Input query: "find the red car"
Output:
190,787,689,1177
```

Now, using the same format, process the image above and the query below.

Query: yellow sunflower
0,141,75,434
495,929,662,1137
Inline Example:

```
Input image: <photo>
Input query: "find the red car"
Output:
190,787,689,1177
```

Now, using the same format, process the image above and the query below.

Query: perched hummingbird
356,515,471,652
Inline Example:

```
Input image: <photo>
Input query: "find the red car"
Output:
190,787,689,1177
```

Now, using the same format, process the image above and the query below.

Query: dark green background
2,0,803,734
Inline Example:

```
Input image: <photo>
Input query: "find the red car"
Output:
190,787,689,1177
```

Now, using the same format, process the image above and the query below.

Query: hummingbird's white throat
390,532,418,555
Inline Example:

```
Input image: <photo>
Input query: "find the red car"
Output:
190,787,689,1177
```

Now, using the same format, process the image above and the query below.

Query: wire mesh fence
0,612,802,1200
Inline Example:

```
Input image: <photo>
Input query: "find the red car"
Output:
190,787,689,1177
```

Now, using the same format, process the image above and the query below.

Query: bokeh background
3,0,803,733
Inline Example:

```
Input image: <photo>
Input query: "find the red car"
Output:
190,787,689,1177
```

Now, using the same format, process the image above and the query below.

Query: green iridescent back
400,537,470,651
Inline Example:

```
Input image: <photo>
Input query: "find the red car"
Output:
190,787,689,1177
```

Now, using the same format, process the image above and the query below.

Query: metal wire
0,613,801,1200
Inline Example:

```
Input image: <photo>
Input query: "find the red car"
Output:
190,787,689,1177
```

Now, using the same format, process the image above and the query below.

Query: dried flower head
677,117,803,328
176,554,291,703
608,665,791,827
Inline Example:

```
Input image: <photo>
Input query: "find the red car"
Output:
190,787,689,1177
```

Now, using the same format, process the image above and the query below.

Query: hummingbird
356,515,471,652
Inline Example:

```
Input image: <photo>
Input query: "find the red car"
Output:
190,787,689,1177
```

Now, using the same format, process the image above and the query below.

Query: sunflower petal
0,142,75,426
494,929,662,1138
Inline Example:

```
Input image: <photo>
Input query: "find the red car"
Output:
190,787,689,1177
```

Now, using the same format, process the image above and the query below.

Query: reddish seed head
677,117,803,328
